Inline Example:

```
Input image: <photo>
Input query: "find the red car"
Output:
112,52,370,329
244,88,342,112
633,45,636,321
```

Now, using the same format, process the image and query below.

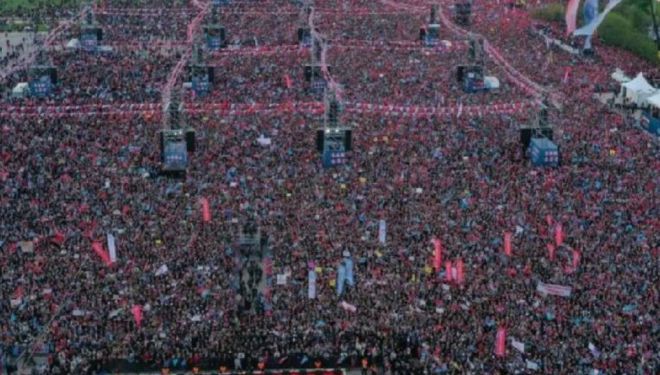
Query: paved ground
0,31,44,58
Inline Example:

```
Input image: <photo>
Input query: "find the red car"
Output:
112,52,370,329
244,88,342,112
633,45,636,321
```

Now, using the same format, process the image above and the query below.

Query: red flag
456,258,465,285
504,232,512,257
494,327,506,357
547,243,555,261
51,231,65,246
445,261,453,282
284,74,292,89
563,67,572,84
132,305,143,329
433,237,442,270
14,286,24,299
572,250,580,268
555,223,563,246
92,242,111,266
200,197,211,223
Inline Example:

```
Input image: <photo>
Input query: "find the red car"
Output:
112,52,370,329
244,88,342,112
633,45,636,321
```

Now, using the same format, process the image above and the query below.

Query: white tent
484,76,500,90
646,91,660,109
66,39,80,50
611,69,630,84
12,82,29,98
621,73,656,105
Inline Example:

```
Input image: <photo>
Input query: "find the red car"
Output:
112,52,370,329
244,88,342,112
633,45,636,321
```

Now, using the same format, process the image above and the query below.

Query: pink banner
92,242,111,266
200,197,211,223
445,261,453,282
563,67,572,83
547,243,555,261
495,327,506,357
555,223,563,246
565,0,580,35
504,232,512,257
132,305,143,329
456,259,465,285
433,237,442,270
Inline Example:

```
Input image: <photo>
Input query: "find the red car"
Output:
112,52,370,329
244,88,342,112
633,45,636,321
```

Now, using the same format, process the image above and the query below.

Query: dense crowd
1,0,659,375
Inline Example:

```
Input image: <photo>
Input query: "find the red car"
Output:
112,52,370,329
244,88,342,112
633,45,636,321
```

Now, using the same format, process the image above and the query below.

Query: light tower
79,3,102,52
297,1,312,46
422,4,440,47
317,89,352,168
28,50,56,98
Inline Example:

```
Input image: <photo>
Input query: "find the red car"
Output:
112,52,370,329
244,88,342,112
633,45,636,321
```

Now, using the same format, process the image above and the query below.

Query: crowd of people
1,0,659,374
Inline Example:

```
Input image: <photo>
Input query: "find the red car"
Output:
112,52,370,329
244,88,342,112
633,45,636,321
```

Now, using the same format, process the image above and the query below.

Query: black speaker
344,129,352,151
520,128,532,148
207,66,215,83
304,65,314,81
159,132,165,160
316,130,324,152
457,66,466,83
96,28,103,41
49,68,57,85
186,130,196,152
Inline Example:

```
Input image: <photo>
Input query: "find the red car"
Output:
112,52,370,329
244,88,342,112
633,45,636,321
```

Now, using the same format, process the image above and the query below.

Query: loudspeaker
159,132,165,160
49,68,57,85
316,130,324,152
344,129,352,151
298,27,310,43
186,130,196,152
207,66,215,83
520,128,532,148
457,66,466,83
96,28,103,41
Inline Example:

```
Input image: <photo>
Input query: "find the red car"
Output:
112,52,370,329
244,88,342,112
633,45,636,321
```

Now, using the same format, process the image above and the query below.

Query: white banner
573,0,622,36
308,271,317,299
155,264,169,276
341,301,357,312
512,338,525,353
107,233,117,263
536,282,572,297
378,220,386,244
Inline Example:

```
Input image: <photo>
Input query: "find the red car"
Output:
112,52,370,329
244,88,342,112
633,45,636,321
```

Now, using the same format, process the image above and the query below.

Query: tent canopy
622,73,655,94
66,39,80,49
611,69,630,84
646,91,660,108
484,76,500,89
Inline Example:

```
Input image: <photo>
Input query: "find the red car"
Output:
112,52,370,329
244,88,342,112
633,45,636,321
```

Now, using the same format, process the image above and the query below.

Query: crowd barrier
90,353,380,374
0,100,535,119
